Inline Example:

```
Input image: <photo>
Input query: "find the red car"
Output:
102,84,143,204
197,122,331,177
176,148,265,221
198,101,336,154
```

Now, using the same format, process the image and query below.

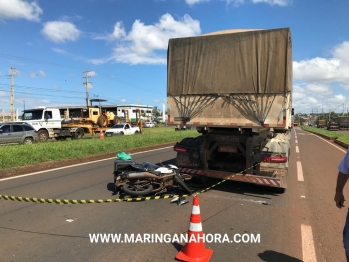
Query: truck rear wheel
97,116,107,127
72,128,84,139
37,130,48,142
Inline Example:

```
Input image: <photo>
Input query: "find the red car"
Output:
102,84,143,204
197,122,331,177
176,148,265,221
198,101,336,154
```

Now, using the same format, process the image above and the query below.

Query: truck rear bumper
179,167,287,188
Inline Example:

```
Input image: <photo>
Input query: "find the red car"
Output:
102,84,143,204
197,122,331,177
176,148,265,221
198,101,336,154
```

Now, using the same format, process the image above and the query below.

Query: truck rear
167,28,293,192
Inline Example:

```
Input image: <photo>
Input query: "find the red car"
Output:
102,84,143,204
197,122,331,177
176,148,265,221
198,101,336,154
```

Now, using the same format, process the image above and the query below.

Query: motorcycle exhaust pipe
127,172,159,179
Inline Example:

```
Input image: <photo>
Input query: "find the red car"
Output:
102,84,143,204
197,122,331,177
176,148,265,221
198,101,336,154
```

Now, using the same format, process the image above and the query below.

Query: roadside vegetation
301,126,349,144
0,127,199,170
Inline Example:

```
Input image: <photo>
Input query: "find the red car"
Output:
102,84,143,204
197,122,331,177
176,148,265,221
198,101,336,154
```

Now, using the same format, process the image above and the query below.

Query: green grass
301,126,344,139
338,136,349,144
0,127,199,170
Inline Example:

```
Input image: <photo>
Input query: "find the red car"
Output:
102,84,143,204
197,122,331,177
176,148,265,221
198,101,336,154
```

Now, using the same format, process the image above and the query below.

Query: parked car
0,123,39,144
105,123,140,136
144,122,155,128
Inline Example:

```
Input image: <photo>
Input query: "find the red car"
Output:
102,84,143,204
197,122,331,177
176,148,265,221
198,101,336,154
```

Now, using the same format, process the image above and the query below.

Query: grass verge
0,127,199,170
301,126,344,139
301,126,349,145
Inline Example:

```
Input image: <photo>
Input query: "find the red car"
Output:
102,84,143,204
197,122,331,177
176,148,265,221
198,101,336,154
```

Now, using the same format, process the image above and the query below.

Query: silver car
0,123,39,144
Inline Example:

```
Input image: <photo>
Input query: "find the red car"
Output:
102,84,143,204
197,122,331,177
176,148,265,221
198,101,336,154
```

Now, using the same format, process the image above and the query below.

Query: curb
0,142,176,179
334,139,349,149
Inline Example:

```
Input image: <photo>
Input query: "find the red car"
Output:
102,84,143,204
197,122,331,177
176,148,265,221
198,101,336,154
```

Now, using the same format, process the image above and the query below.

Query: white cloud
154,99,160,102
52,48,68,55
86,71,97,77
293,41,349,86
225,0,290,6
120,99,126,103
42,21,81,43
30,70,46,78
332,42,349,63
292,84,349,113
93,21,126,41
186,0,210,5
305,84,332,96
89,13,201,65
251,0,291,6
38,70,46,77
0,0,42,22
225,0,245,6
292,41,349,113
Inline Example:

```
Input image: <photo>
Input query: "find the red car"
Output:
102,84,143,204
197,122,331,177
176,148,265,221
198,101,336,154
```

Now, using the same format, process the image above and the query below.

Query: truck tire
97,116,107,127
37,130,48,142
72,128,84,139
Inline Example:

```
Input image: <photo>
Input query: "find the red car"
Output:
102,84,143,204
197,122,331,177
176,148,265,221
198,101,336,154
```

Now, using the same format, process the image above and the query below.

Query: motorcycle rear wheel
122,181,154,196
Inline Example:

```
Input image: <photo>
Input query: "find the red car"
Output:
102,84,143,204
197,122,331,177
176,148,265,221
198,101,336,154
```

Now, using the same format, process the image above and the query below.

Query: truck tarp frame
167,28,292,124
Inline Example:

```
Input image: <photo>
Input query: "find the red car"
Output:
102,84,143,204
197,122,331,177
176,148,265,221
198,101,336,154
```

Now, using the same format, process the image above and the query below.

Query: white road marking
301,224,317,262
310,134,347,153
0,146,174,181
296,146,299,153
294,128,346,153
295,139,298,144
297,161,304,181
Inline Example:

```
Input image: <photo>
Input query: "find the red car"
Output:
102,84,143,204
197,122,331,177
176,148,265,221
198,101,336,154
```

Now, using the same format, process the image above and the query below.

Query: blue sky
0,0,349,115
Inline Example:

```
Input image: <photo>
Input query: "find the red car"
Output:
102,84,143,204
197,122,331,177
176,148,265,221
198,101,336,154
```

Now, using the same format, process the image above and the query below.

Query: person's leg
343,209,349,261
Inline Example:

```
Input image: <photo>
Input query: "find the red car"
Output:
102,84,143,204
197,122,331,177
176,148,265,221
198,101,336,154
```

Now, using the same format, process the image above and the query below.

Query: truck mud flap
179,167,286,188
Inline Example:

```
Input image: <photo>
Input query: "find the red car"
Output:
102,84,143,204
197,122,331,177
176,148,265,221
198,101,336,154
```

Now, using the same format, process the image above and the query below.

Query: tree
152,106,160,117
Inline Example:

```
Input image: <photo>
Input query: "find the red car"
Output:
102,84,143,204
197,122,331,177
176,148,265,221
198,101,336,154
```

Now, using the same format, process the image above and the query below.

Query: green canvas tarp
167,28,292,95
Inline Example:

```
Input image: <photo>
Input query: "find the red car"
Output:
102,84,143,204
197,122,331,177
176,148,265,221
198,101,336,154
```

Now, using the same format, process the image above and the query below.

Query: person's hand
335,192,345,208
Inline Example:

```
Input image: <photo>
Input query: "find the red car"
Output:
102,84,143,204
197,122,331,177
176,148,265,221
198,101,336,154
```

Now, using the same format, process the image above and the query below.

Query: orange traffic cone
99,129,104,140
176,195,213,262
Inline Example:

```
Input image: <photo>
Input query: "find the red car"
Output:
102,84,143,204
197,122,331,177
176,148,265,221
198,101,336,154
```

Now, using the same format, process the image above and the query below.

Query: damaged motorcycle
113,159,193,197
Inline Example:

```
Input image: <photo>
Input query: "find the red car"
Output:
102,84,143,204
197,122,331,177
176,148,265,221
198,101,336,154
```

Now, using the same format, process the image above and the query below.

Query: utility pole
83,71,92,107
10,67,17,121
23,100,25,110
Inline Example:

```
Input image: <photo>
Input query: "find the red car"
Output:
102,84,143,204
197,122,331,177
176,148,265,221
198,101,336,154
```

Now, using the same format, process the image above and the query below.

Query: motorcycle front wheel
122,181,154,196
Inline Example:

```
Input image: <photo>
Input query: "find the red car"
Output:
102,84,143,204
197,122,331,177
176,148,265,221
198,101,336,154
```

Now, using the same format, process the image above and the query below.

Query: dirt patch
0,142,176,179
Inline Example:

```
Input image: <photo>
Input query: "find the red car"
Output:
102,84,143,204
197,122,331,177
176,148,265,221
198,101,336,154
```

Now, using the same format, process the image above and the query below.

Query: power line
0,53,161,94
0,88,125,104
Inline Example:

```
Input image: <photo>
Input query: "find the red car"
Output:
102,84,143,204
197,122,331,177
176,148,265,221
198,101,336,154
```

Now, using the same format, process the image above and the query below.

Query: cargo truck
332,116,349,130
167,28,293,192
317,119,326,128
18,107,111,141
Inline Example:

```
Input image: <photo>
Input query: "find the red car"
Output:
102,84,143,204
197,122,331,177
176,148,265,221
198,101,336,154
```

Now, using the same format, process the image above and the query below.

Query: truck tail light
263,155,287,163
174,146,187,153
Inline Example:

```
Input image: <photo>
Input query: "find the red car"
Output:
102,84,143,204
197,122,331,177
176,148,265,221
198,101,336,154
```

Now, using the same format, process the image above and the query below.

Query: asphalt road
0,127,348,262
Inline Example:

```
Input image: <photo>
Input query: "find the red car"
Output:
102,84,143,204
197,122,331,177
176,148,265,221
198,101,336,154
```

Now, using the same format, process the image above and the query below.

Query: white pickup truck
105,123,140,136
